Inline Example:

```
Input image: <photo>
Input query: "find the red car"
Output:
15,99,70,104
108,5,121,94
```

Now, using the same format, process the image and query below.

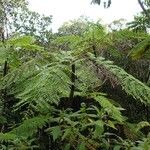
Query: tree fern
0,59,71,108
0,21,150,149
88,53,150,104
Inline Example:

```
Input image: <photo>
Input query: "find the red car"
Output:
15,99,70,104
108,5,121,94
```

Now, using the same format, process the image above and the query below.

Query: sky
28,0,142,32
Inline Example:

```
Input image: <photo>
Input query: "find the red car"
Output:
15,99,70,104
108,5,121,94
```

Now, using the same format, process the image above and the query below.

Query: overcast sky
28,0,142,32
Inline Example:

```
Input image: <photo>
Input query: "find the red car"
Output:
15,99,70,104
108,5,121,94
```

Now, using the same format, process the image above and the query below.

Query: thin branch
138,0,150,20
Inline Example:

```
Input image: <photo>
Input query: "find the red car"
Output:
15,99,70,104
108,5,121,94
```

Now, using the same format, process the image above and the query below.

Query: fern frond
7,35,44,52
0,133,17,142
91,93,125,122
15,64,71,105
0,57,71,108
75,61,101,94
10,115,50,138
88,53,150,104
7,35,36,45
0,35,44,71
0,59,40,89
128,38,150,60
112,30,149,40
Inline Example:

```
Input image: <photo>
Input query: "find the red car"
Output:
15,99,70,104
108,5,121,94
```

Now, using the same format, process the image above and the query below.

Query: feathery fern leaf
7,35,36,45
7,35,44,52
88,53,150,104
0,56,71,109
0,133,17,142
10,115,50,138
91,93,125,122
128,38,150,60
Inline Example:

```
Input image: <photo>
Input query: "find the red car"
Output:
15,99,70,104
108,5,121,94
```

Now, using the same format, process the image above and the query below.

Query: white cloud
28,0,142,32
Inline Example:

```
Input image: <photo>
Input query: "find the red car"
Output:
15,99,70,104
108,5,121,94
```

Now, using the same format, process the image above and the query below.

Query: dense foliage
0,0,150,149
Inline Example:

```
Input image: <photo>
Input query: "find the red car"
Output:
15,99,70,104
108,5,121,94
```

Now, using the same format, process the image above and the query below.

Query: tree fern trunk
92,45,99,75
69,64,76,100
92,45,97,57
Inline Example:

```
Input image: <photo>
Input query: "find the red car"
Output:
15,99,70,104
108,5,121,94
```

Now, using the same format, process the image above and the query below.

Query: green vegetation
0,0,150,149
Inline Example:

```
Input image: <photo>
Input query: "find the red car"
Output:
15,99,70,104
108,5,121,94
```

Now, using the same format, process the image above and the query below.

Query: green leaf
78,142,86,150
8,36,36,46
91,94,125,122
0,133,17,142
0,116,7,124
51,126,62,141
88,53,150,105
21,44,44,52
107,120,117,129
94,120,104,138
10,115,50,138
129,38,150,60
62,128,72,140
64,144,71,150
113,145,121,150
136,121,150,132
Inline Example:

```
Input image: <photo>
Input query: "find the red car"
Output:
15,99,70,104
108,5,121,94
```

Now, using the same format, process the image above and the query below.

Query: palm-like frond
128,38,150,60
0,57,71,108
0,133,17,142
91,94,125,122
0,115,50,141
10,115,50,138
88,53,150,104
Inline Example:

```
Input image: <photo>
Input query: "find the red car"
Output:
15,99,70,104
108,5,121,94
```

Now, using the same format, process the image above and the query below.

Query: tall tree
0,0,53,45
58,16,92,36
0,0,28,40
11,8,53,45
